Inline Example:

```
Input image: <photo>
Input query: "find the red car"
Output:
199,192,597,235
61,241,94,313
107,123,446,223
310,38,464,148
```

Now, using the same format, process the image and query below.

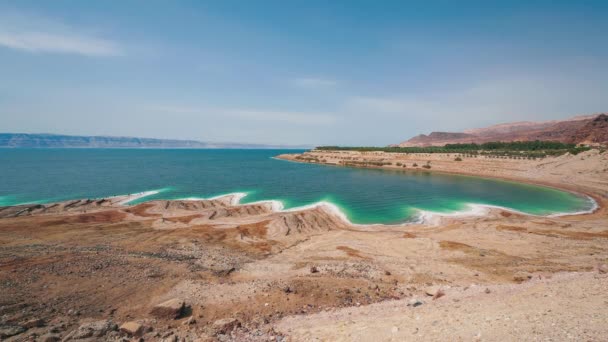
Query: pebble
408,298,423,307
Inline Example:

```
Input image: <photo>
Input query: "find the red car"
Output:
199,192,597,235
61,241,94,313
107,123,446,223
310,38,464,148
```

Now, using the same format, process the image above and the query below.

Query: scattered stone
484,288,491,294
22,318,45,328
513,273,533,283
310,266,319,273
215,267,236,277
150,298,186,319
63,320,117,340
407,298,423,307
39,333,61,342
183,317,196,325
598,264,608,274
433,289,445,300
212,318,240,335
424,286,441,297
119,321,144,336
283,286,292,293
67,309,80,316
192,333,215,342
384,270,392,276
162,335,179,342
0,325,26,339
48,323,66,333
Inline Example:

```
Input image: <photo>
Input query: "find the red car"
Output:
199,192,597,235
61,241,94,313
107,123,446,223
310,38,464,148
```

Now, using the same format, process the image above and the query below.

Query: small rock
48,324,65,333
162,335,179,342
22,318,45,328
39,333,61,342
49,325,65,333
407,298,423,307
598,264,608,274
424,286,441,297
484,288,491,294
119,321,144,336
0,325,26,339
384,270,392,276
391,326,399,333
310,266,319,273
63,320,117,340
212,318,240,335
150,298,186,319
183,317,196,325
433,289,445,300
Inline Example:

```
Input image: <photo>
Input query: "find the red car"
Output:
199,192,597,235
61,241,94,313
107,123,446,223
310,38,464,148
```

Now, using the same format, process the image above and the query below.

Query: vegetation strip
317,141,593,159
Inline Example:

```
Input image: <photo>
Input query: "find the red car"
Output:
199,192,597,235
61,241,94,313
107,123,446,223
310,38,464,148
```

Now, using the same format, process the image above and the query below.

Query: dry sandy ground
277,272,608,341
0,150,607,341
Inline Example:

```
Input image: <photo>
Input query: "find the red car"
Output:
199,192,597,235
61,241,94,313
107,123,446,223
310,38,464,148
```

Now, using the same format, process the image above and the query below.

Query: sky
1,0,607,146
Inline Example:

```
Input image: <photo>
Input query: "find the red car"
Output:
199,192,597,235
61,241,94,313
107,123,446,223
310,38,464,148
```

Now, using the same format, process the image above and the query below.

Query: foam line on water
113,187,173,205
180,192,248,206
414,196,599,225
116,190,161,205
547,195,599,217
414,204,492,225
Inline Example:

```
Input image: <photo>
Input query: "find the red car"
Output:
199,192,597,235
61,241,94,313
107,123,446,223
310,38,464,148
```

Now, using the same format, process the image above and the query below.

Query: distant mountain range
397,113,608,147
0,133,309,149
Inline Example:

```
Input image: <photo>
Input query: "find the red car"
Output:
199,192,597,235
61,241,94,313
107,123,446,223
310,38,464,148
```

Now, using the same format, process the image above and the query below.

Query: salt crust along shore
276,149,607,221
168,190,598,227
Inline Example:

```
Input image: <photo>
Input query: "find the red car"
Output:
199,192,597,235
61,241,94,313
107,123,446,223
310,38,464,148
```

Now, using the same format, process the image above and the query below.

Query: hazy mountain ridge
0,133,307,149
398,113,607,147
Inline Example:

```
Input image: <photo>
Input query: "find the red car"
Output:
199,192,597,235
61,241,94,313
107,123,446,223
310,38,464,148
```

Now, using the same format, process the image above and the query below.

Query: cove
0,149,595,224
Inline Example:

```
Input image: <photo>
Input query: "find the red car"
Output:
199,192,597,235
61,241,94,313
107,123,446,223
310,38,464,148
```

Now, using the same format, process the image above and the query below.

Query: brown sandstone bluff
0,149,607,341
397,113,608,147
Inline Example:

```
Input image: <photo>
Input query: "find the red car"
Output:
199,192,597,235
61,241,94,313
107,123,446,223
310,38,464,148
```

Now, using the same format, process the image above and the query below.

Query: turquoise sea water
0,149,595,224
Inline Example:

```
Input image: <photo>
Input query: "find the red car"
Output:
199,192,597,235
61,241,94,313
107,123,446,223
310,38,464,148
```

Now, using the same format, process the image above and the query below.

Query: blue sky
1,1,607,145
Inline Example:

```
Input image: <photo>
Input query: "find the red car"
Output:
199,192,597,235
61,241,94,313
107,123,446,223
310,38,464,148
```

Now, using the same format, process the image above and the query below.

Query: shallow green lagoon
0,149,595,224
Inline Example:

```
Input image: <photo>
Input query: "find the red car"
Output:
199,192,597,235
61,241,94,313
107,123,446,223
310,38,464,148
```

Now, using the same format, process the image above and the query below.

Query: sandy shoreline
276,149,608,214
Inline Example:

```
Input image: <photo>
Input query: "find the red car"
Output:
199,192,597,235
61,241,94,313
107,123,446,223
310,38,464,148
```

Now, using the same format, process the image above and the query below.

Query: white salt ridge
116,190,162,205
189,193,389,227
548,196,599,217
178,192,598,226
414,196,598,225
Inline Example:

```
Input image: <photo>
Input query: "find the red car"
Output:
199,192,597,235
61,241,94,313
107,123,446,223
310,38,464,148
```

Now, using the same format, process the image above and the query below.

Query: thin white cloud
226,109,335,125
147,105,336,126
145,105,202,114
0,11,123,56
291,77,338,88
345,97,432,114
344,73,608,134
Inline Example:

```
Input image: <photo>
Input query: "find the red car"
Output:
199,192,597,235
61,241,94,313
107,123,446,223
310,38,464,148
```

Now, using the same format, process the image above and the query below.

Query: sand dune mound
206,203,274,220
157,199,231,211
0,197,125,218
267,206,348,240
